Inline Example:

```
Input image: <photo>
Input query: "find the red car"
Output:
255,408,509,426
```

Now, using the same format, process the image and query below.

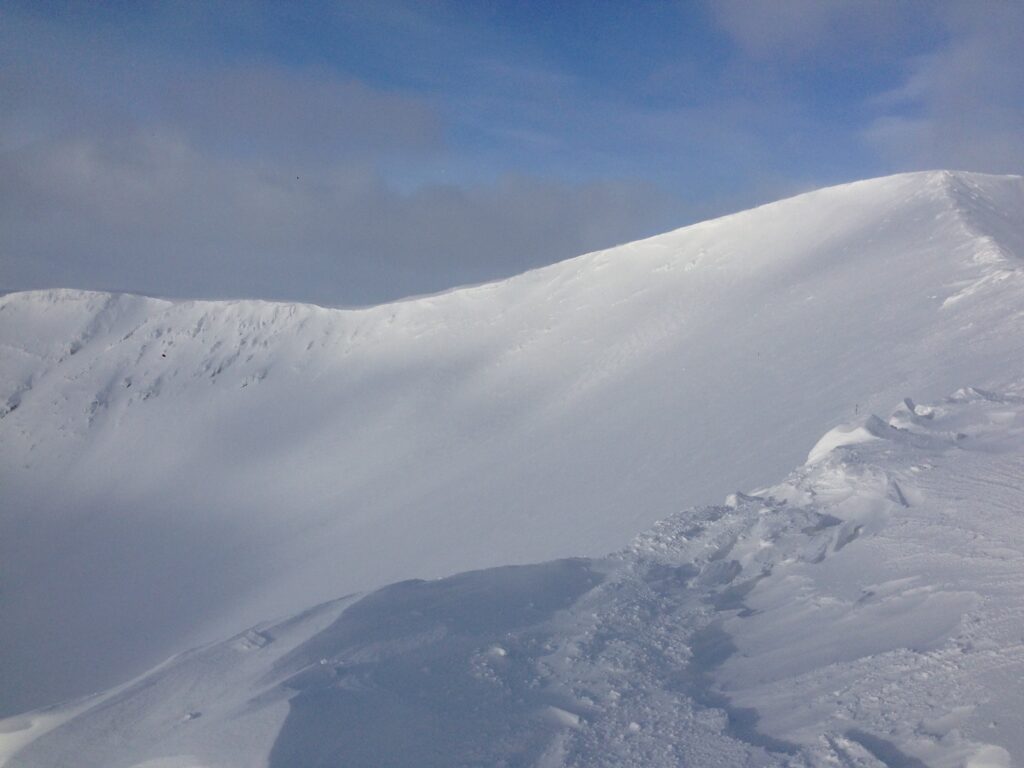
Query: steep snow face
2,170,1024,715
4,383,1023,768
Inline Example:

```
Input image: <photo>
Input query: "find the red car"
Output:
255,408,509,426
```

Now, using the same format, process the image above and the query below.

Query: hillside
3,382,1022,767
2,170,1023,717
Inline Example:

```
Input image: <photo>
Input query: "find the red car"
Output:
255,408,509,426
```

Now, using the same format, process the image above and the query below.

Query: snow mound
5,382,1024,767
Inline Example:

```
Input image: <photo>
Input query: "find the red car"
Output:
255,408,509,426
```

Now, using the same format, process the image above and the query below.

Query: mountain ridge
4,168,1020,313
2,169,1023,717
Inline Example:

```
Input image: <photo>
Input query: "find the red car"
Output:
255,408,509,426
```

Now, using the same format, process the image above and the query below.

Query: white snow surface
2,170,1024,717
3,383,1024,767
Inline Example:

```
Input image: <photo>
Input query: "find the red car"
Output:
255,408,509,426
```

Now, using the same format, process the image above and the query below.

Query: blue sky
2,1,1023,304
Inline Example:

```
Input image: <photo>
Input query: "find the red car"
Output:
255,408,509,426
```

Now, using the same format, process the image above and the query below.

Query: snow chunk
806,416,889,464
967,745,1012,768
544,706,582,729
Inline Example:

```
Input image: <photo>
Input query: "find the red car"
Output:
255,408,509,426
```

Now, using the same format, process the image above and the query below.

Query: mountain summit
2,170,1023,721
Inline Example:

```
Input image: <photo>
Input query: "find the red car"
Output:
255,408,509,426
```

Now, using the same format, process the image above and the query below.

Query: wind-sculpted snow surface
3,170,1024,714
4,384,1023,767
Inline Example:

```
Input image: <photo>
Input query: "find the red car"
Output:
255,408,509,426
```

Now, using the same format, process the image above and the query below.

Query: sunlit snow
1,170,1024,766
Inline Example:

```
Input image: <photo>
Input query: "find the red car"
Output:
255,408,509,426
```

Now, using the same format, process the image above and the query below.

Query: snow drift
2,170,1023,718
4,383,1023,767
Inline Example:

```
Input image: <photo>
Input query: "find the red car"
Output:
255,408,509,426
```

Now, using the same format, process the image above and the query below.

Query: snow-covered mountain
1,170,1023,733
4,383,1023,767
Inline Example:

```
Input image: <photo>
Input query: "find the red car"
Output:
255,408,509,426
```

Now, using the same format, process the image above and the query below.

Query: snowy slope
4,382,1023,768
2,170,1024,717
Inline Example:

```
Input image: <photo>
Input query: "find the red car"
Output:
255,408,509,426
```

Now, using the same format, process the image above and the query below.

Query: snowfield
1,169,1024,764
3,383,1023,767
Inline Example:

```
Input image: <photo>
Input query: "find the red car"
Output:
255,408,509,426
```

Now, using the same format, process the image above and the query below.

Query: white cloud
709,0,1024,175
709,0,920,61
864,3,1024,173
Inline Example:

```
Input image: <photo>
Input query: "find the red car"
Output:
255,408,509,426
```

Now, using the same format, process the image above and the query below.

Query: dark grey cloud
160,65,443,163
0,6,682,305
0,127,675,305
